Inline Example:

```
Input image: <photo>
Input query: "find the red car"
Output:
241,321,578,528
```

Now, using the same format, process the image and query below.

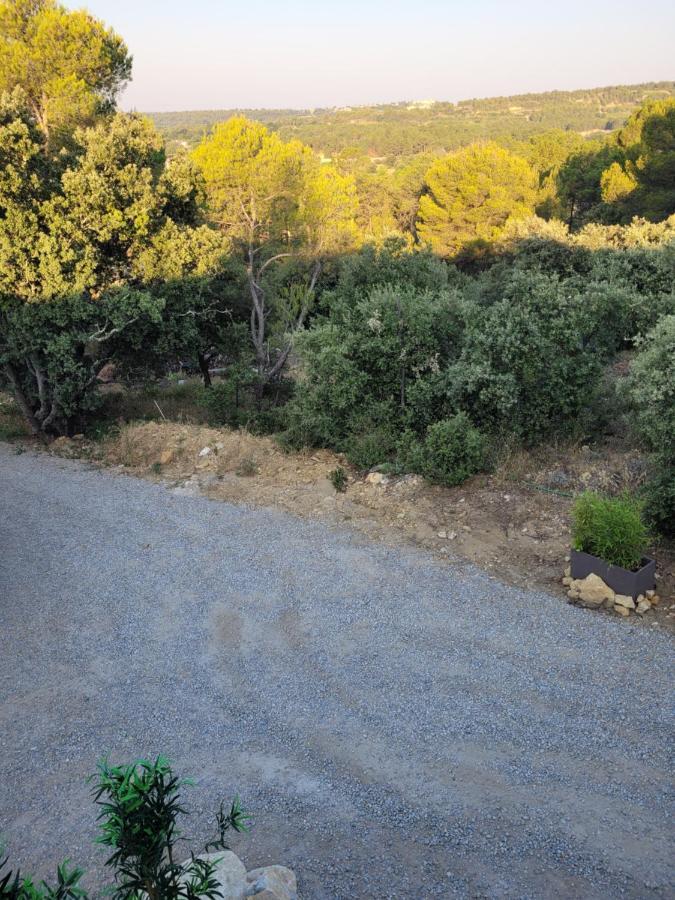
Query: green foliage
235,456,258,477
572,492,650,571
398,414,486,486
624,316,675,536
329,466,347,492
0,857,85,900
446,269,605,440
0,289,164,436
0,0,131,150
92,755,250,900
624,315,675,454
417,142,538,256
151,82,675,161
344,426,399,470
641,462,675,538
284,279,464,452
200,368,291,435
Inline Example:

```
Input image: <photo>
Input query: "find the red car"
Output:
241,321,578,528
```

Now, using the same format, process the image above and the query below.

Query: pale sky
69,0,675,111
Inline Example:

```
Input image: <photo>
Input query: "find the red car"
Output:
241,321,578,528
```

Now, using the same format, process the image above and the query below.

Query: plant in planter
570,491,655,600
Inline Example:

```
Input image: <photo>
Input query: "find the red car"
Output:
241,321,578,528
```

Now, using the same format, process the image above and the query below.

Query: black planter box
570,549,656,600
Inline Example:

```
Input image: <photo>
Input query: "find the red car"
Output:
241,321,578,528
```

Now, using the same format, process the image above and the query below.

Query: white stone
198,446,212,457
181,852,247,899
245,865,297,900
569,573,614,608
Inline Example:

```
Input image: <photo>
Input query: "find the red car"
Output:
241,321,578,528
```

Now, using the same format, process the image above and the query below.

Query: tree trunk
198,352,212,388
4,362,44,439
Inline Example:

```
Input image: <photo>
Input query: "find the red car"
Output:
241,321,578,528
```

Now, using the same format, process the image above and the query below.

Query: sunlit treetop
0,0,132,149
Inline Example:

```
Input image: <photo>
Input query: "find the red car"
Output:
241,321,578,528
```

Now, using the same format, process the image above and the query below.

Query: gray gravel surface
1,445,674,899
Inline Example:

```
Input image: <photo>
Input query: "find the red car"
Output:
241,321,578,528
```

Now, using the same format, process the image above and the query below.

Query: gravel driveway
1,444,673,899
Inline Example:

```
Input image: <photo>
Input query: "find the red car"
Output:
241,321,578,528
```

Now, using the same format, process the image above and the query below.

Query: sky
69,0,675,111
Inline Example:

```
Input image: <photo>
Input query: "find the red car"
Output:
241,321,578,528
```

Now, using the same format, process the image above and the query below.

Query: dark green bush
642,462,675,538
201,371,291,435
446,269,604,441
624,315,675,455
624,315,675,536
572,491,650,571
329,466,348,492
398,413,486,486
344,425,399,469
284,282,465,451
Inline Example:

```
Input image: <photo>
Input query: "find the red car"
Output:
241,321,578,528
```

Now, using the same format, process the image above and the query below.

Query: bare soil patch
36,416,674,633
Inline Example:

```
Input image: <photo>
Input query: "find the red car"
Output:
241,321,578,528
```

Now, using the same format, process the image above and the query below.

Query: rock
570,573,614,608
437,530,447,539
546,469,571,489
182,851,246,899
646,589,656,599
448,530,457,540
365,472,389,486
567,588,580,600
614,605,630,617
198,446,212,458
614,594,636,610
650,594,661,606
159,449,174,466
564,565,571,578
603,596,615,609
562,576,572,586
245,865,297,900
636,599,651,615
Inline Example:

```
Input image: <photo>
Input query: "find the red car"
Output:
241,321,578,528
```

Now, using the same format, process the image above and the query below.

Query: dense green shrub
398,413,486,485
624,315,675,535
572,492,650,571
329,466,348,492
641,463,675,538
284,282,465,451
0,289,164,437
344,425,399,469
624,315,675,454
317,238,457,311
445,269,603,440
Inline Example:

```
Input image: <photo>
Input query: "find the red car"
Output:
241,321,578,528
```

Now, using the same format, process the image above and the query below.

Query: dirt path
1,445,673,898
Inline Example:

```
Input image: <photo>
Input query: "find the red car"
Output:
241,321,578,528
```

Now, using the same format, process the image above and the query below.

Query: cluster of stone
561,569,660,617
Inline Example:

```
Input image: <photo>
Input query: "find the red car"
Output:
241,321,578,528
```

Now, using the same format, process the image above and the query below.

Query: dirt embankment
43,419,675,632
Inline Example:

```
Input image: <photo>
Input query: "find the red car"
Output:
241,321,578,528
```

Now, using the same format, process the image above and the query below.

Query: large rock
568,573,614,609
245,865,298,899
365,471,389,486
179,855,298,900
183,851,247,899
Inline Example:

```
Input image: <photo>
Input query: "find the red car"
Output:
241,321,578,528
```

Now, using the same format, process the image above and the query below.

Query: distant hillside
149,81,675,160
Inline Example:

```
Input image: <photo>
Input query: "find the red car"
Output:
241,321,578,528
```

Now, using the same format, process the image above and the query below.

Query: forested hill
149,81,675,159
